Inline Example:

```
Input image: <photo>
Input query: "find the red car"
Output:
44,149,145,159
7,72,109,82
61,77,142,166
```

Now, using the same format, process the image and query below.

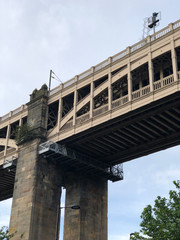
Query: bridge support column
63,175,108,240
9,85,63,240
9,140,62,240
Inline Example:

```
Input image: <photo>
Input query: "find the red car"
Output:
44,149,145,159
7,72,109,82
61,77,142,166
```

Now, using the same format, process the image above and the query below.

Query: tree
0,227,23,240
131,181,180,240
0,227,12,240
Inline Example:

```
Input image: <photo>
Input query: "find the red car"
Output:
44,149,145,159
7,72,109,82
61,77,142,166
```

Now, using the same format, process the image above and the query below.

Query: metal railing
108,164,123,180
3,156,17,165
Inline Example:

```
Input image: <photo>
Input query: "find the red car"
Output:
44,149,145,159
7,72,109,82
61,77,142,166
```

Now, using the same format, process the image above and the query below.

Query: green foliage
0,226,24,240
30,84,48,101
15,123,37,145
0,227,14,240
131,181,180,240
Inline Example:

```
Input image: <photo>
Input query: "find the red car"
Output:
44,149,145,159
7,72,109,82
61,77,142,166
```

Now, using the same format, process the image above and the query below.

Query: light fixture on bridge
142,12,161,39
148,12,161,31
56,204,80,240
60,205,80,210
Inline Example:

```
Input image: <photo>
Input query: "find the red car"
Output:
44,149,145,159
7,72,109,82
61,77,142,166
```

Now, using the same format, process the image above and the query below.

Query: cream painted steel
0,19,180,166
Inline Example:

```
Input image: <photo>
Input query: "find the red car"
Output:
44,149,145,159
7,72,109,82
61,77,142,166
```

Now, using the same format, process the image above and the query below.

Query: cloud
154,169,180,186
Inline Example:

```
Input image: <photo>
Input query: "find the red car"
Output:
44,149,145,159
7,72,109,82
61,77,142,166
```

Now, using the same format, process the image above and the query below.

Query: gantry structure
0,19,180,240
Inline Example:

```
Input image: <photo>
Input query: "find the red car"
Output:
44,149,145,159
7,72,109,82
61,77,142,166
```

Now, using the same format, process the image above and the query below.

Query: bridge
0,19,180,240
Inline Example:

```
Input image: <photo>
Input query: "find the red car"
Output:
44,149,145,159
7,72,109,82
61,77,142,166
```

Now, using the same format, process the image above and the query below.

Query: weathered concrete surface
63,174,108,240
9,87,63,240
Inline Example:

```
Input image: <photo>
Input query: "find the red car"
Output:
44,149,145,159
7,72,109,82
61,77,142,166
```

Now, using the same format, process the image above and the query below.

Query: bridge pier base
63,175,108,240
9,139,62,240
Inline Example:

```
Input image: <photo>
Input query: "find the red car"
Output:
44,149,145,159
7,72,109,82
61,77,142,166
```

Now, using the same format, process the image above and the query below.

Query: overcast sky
0,0,180,239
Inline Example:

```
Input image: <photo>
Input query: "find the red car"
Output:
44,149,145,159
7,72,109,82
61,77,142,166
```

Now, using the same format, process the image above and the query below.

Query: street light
60,205,80,210
56,205,80,240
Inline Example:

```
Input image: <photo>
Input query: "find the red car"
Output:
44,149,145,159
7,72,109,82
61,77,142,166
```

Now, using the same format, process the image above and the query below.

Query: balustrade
112,95,128,109
112,50,127,62
151,26,170,41
173,20,180,29
94,60,109,72
154,74,174,90
79,70,91,80
0,105,27,123
63,78,75,88
132,86,150,100
49,86,60,96
130,39,147,53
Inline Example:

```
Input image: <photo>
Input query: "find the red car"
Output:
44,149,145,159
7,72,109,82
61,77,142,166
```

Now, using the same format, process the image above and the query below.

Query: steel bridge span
0,19,180,240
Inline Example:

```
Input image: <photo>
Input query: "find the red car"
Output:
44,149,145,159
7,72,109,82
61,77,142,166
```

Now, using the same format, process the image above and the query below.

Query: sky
0,0,180,239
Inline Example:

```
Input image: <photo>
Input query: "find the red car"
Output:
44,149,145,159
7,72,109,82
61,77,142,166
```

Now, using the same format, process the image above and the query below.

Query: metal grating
38,141,123,182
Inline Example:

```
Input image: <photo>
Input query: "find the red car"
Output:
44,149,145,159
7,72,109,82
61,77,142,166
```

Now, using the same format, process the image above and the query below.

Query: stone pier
63,174,108,240
9,85,108,240
9,86,62,240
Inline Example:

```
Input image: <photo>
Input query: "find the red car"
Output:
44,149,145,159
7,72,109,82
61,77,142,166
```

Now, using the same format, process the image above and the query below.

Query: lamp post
56,205,80,240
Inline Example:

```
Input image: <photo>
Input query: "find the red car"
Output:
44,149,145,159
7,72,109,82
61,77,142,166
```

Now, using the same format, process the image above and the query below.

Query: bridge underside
1,91,180,201
61,91,180,165
0,160,16,201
